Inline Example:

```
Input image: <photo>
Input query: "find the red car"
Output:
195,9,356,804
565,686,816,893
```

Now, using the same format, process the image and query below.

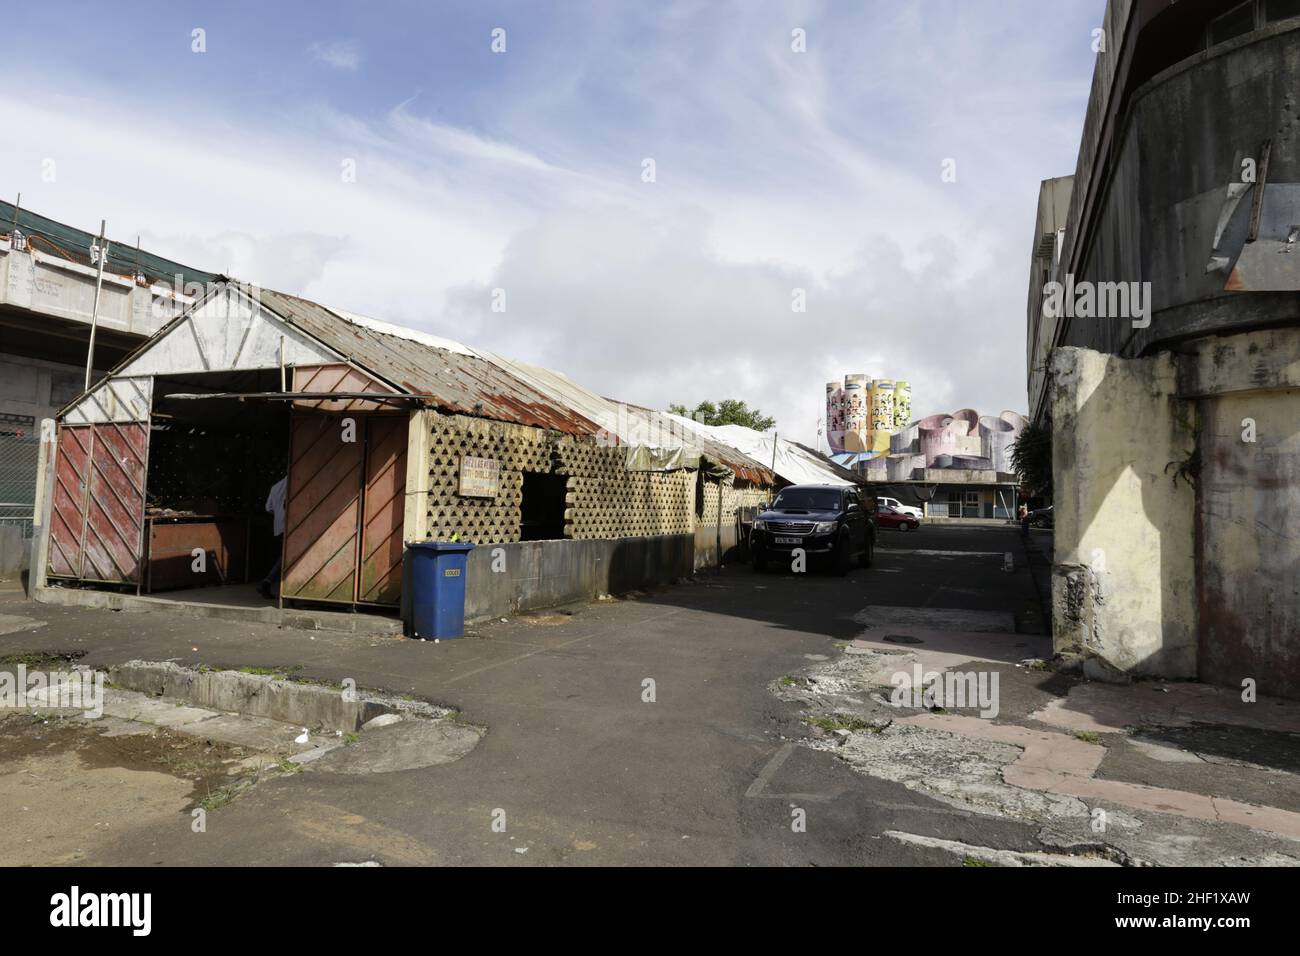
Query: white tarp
664,415,852,487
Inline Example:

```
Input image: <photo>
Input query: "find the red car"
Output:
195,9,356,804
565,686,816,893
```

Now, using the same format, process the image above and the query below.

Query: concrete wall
0,524,26,577
1179,328,1300,698
1049,346,1198,679
0,353,96,427
461,534,694,621
1058,20,1300,361
0,240,188,340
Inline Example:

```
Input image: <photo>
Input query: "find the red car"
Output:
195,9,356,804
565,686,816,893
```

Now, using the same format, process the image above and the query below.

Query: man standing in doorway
259,474,288,600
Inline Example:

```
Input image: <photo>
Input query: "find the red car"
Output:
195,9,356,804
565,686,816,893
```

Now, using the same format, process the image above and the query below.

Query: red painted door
281,413,364,603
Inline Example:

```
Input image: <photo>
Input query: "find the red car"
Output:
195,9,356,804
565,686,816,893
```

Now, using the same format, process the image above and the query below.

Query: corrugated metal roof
478,355,774,483
252,287,776,483
257,288,604,437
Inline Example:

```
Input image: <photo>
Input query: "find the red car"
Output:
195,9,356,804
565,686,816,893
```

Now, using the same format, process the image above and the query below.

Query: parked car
876,496,922,520
876,505,921,532
751,484,875,575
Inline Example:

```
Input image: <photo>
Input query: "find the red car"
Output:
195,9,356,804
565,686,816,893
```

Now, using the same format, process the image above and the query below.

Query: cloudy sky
1,0,1099,447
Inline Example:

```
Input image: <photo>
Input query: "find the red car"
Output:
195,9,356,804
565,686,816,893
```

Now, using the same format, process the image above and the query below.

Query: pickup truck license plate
775,536,802,545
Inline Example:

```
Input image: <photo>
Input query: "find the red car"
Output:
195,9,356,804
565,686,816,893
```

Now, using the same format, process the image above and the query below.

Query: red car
876,505,921,531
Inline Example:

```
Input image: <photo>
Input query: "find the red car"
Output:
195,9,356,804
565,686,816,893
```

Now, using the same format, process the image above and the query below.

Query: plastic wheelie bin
405,541,476,639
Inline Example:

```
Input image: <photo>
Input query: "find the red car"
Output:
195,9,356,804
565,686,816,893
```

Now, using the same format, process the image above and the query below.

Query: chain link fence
0,431,40,539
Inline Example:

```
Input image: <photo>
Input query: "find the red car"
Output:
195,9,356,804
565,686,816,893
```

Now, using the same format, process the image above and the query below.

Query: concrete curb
34,585,402,635
108,660,428,733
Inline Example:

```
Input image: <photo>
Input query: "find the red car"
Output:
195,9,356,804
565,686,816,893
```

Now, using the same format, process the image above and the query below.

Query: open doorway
144,370,288,598
520,471,568,541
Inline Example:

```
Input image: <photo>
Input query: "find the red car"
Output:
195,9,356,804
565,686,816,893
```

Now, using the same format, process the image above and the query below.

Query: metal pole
716,481,722,571
85,220,108,390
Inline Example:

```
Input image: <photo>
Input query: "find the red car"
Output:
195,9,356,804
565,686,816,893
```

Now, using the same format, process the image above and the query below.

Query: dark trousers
262,535,283,587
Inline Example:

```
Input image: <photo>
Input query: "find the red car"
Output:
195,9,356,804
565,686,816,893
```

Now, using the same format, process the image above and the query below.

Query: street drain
883,634,924,645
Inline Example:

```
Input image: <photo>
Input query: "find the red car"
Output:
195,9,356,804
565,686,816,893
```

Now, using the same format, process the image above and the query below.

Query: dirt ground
0,713,256,865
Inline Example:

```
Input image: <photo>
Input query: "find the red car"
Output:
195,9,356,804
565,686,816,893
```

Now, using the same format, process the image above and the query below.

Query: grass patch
807,715,872,733
238,666,285,677
0,651,85,668
962,856,992,867
1073,730,1102,744
288,676,346,691
343,732,360,745
779,676,797,687
198,781,249,812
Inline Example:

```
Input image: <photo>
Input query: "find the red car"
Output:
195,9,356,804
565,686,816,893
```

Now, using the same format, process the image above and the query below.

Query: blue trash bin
407,541,476,639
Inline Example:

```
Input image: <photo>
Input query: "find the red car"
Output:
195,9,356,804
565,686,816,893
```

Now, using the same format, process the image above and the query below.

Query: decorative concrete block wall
421,411,698,545
698,475,766,526
425,413,555,544
558,439,694,539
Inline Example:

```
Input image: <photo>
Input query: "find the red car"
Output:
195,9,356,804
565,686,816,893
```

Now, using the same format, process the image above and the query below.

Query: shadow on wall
460,535,694,622
1050,349,1199,684
1054,332,1300,698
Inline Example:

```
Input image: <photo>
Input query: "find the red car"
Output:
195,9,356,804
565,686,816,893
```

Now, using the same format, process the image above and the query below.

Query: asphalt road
0,524,1051,866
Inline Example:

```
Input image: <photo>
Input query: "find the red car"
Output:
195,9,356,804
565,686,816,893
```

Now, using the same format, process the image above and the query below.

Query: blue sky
2,0,1102,446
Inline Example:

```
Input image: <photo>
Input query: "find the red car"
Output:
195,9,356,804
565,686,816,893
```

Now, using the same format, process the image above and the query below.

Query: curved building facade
1026,0,1300,696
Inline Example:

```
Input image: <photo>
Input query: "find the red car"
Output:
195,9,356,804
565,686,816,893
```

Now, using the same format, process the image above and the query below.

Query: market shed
35,281,775,620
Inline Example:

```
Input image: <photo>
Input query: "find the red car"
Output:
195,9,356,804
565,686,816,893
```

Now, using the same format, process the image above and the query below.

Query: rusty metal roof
253,287,775,482
258,288,603,436
483,357,775,484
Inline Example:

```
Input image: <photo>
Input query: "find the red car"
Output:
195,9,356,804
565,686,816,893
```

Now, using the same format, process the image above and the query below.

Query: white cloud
0,0,1096,448
308,39,361,72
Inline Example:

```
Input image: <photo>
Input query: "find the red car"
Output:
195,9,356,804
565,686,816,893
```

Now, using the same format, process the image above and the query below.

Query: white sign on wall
459,456,500,498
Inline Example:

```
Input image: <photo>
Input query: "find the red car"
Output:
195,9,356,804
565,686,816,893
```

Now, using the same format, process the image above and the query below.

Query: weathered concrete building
839,408,1027,519
26,278,816,623
0,201,208,572
1027,0,1300,695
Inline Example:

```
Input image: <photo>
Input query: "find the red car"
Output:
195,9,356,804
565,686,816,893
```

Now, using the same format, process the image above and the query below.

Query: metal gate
358,416,406,604
48,422,148,583
281,412,407,606
49,425,92,578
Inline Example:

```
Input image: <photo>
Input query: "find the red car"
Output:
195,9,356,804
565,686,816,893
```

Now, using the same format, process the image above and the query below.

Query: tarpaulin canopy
664,416,857,487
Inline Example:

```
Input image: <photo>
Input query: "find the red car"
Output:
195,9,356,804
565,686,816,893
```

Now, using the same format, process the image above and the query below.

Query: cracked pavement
1,524,1297,866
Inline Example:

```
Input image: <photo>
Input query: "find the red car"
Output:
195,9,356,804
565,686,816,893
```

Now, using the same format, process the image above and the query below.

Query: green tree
1009,419,1053,498
669,399,776,432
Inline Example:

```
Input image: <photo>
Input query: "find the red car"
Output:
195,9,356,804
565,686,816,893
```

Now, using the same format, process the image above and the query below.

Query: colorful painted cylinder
893,381,912,429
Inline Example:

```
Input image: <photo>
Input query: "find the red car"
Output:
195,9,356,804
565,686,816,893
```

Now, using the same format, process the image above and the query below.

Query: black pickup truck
750,483,875,575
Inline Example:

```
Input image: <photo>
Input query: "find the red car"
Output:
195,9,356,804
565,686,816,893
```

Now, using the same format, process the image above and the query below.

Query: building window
1208,1,1258,46
520,471,568,541
49,370,85,406
1265,0,1300,24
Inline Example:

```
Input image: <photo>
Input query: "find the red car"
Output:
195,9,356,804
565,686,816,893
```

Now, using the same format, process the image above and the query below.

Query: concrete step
34,584,402,634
